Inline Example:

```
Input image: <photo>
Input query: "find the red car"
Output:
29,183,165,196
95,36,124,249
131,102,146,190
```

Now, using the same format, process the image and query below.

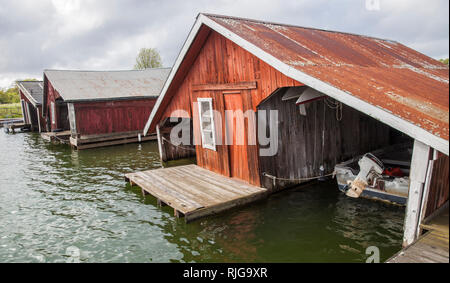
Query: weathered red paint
44,78,66,131
155,29,303,186
43,75,158,137
74,99,156,136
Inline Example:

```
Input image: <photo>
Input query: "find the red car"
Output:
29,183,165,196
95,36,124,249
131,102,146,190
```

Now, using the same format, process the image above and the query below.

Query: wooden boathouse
42,68,170,149
128,14,448,259
15,80,45,132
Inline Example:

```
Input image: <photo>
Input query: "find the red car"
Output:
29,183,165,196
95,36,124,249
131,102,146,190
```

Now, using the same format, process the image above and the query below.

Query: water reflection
0,131,404,262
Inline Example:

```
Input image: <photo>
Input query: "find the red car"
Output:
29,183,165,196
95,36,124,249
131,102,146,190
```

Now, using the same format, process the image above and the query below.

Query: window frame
51,102,56,125
197,97,216,151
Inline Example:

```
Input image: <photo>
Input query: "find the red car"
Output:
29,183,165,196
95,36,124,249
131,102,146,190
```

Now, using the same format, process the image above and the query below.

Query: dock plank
387,205,449,263
168,167,246,200
130,172,203,213
146,169,225,205
125,164,267,222
184,164,264,195
179,165,261,196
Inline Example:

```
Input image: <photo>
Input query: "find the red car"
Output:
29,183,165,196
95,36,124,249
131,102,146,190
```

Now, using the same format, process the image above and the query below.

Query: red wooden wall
159,29,303,186
74,99,157,136
425,152,449,218
44,79,65,131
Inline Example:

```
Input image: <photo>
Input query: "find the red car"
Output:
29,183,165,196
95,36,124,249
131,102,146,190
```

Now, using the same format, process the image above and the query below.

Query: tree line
0,85,20,104
0,79,38,104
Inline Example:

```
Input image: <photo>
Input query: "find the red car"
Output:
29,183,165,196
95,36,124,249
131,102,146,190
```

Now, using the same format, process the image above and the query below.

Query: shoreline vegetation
0,103,22,119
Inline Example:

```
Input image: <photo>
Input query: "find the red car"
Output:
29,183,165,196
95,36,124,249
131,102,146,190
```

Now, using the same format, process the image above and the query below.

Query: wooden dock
125,164,268,222
70,131,157,150
0,118,23,128
3,122,30,133
41,130,71,143
387,204,449,263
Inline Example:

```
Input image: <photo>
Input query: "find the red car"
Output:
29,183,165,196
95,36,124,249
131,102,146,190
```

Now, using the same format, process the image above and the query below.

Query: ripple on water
0,132,404,262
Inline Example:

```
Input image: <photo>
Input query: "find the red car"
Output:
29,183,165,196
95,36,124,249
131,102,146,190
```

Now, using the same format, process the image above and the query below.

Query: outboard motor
346,153,384,198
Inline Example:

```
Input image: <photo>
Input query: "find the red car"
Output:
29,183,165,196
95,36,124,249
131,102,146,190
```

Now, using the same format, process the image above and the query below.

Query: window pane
203,130,213,147
198,99,215,150
201,101,210,116
202,122,212,131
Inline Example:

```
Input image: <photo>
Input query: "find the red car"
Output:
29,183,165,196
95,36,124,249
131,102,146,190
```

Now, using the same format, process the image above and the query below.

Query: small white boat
335,143,413,205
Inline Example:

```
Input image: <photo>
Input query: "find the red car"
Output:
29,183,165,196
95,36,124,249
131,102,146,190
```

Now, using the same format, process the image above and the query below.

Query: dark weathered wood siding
19,90,44,131
258,89,395,190
158,118,196,162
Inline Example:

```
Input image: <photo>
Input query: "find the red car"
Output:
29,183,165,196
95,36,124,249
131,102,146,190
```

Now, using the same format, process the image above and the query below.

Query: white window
197,98,216,150
51,102,56,125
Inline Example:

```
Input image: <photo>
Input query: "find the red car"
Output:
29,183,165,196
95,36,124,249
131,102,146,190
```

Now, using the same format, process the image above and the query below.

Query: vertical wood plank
156,123,167,163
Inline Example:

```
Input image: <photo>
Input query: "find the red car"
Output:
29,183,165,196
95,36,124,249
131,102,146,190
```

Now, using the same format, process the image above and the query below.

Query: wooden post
403,140,431,247
37,108,41,133
157,199,167,207
156,123,167,163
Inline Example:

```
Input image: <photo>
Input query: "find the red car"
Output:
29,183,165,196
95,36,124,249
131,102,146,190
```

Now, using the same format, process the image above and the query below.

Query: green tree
0,90,7,104
0,78,38,104
0,86,19,104
134,48,163,69
439,58,449,65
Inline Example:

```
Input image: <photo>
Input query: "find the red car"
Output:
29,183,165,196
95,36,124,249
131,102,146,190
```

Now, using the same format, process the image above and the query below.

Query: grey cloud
0,0,448,88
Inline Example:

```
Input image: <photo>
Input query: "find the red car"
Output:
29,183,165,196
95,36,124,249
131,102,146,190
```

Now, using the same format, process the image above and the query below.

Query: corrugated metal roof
16,81,44,105
44,68,171,102
205,14,449,141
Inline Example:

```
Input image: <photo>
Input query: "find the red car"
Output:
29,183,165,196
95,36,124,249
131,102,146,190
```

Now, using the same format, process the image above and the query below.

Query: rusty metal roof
144,13,449,154
16,81,44,106
205,14,449,142
44,68,171,102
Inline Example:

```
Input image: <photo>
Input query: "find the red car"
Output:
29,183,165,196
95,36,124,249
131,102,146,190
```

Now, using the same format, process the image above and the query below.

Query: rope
162,136,196,152
262,171,336,182
324,97,343,121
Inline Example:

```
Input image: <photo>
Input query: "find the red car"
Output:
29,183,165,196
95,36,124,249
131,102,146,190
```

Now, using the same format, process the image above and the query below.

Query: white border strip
144,14,449,155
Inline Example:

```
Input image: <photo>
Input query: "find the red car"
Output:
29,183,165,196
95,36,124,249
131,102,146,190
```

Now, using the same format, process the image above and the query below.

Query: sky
0,0,448,89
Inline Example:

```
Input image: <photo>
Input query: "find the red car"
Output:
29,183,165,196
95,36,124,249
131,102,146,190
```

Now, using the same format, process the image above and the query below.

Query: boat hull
337,184,407,205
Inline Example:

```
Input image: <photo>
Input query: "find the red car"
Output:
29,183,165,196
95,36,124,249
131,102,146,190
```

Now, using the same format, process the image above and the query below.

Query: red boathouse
42,68,170,149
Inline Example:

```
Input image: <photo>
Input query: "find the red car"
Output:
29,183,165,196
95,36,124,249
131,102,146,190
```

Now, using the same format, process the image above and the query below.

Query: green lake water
0,131,405,262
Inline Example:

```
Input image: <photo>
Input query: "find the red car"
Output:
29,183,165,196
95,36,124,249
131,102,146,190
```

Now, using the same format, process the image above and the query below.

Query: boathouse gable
148,29,304,186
